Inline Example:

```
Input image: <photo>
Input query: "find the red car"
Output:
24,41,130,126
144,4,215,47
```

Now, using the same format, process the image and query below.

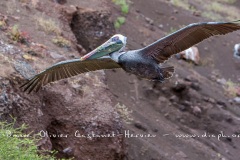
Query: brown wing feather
21,58,121,93
141,20,240,63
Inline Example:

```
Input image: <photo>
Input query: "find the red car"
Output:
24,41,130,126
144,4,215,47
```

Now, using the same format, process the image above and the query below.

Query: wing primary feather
22,76,39,92
64,67,73,77
62,66,71,78
94,62,102,68
59,67,66,79
56,69,61,81
86,63,96,71
20,80,30,89
72,65,82,75
41,73,48,86
85,67,91,73
46,70,53,83
23,76,40,92
66,66,74,77
141,21,240,63
21,58,122,93
68,66,77,76
34,81,43,93
69,65,79,75
20,75,38,88
34,74,46,92
50,70,55,82
64,66,71,77
52,70,56,82
27,79,39,93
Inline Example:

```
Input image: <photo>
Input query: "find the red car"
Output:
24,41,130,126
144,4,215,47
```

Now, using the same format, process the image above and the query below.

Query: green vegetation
8,25,30,44
112,0,129,14
201,12,222,21
112,0,129,29
115,103,133,124
52,36,71,48
217,0,236,4
199,56,214,67
206,2,239,20
224,80,240,97
36,17,61,35
171,0,190,10
36,16,71,48
168,27,178,34
168,0,239,21
0,20,7,30
114,17,126,29
9,25,21,41
0,119,61,160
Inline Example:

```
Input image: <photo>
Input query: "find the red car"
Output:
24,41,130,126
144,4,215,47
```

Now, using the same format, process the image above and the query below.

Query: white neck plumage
110,51,125,62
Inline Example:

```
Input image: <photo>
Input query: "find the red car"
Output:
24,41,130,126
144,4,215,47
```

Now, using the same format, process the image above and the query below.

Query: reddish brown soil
0,0,240,160
106,0,240,160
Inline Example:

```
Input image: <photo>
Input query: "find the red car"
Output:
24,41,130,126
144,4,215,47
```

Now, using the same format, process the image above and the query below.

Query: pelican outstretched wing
21,58,121,93
141,20,240,63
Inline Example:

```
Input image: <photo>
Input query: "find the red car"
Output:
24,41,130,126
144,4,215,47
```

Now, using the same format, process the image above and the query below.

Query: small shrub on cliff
52,36,71,48
114,17,126,29
112,0,129,29
8,25,30,44
224,81,240,97
0,20,7,30
115,103,133,124
36,17,61,35
112,0,129,14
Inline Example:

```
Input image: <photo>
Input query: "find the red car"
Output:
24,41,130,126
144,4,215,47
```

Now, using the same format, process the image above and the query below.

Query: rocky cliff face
0,0,125,159
1,0,240,160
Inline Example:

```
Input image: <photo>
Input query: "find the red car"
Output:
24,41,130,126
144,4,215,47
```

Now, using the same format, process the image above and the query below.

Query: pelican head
81,34,127,60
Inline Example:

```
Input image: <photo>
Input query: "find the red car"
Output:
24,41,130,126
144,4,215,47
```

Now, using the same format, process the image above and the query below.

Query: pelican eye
111,36,119,42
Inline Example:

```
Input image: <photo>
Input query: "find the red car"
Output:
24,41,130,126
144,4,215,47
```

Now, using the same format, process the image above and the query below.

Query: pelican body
21,20,240,93
117,50,171,81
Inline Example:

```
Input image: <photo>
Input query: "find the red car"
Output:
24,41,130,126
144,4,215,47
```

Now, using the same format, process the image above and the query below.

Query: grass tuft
52,36,71,48
224,80,240,97
36,17,61,35
115,103,133,124
114,17,126,29
0,119,70,160
217,0,236,4
170,0,190,10
169,0,239,21
112,0,129,14
206,2,239,20
8,25,30,44
0,20,7,30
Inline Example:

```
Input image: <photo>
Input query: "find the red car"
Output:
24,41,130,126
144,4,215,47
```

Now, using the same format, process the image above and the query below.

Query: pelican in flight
21,20,240,93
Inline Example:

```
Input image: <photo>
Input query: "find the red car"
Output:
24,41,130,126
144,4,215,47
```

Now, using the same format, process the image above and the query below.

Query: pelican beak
80,38,124,61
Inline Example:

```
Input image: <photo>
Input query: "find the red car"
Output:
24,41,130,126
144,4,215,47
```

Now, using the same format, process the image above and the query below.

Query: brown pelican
21,20,240,93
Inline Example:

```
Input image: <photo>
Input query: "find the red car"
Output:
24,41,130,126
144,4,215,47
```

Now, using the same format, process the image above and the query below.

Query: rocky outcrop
176,46,200,65
70,8,115,52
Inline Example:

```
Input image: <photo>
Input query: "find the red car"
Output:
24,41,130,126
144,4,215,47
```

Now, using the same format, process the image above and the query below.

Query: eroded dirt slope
1,0,240,160
106,0,240,160
0,0,125,159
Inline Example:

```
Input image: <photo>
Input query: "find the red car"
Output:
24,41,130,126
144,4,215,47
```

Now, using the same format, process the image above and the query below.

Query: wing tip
20,77,41,94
